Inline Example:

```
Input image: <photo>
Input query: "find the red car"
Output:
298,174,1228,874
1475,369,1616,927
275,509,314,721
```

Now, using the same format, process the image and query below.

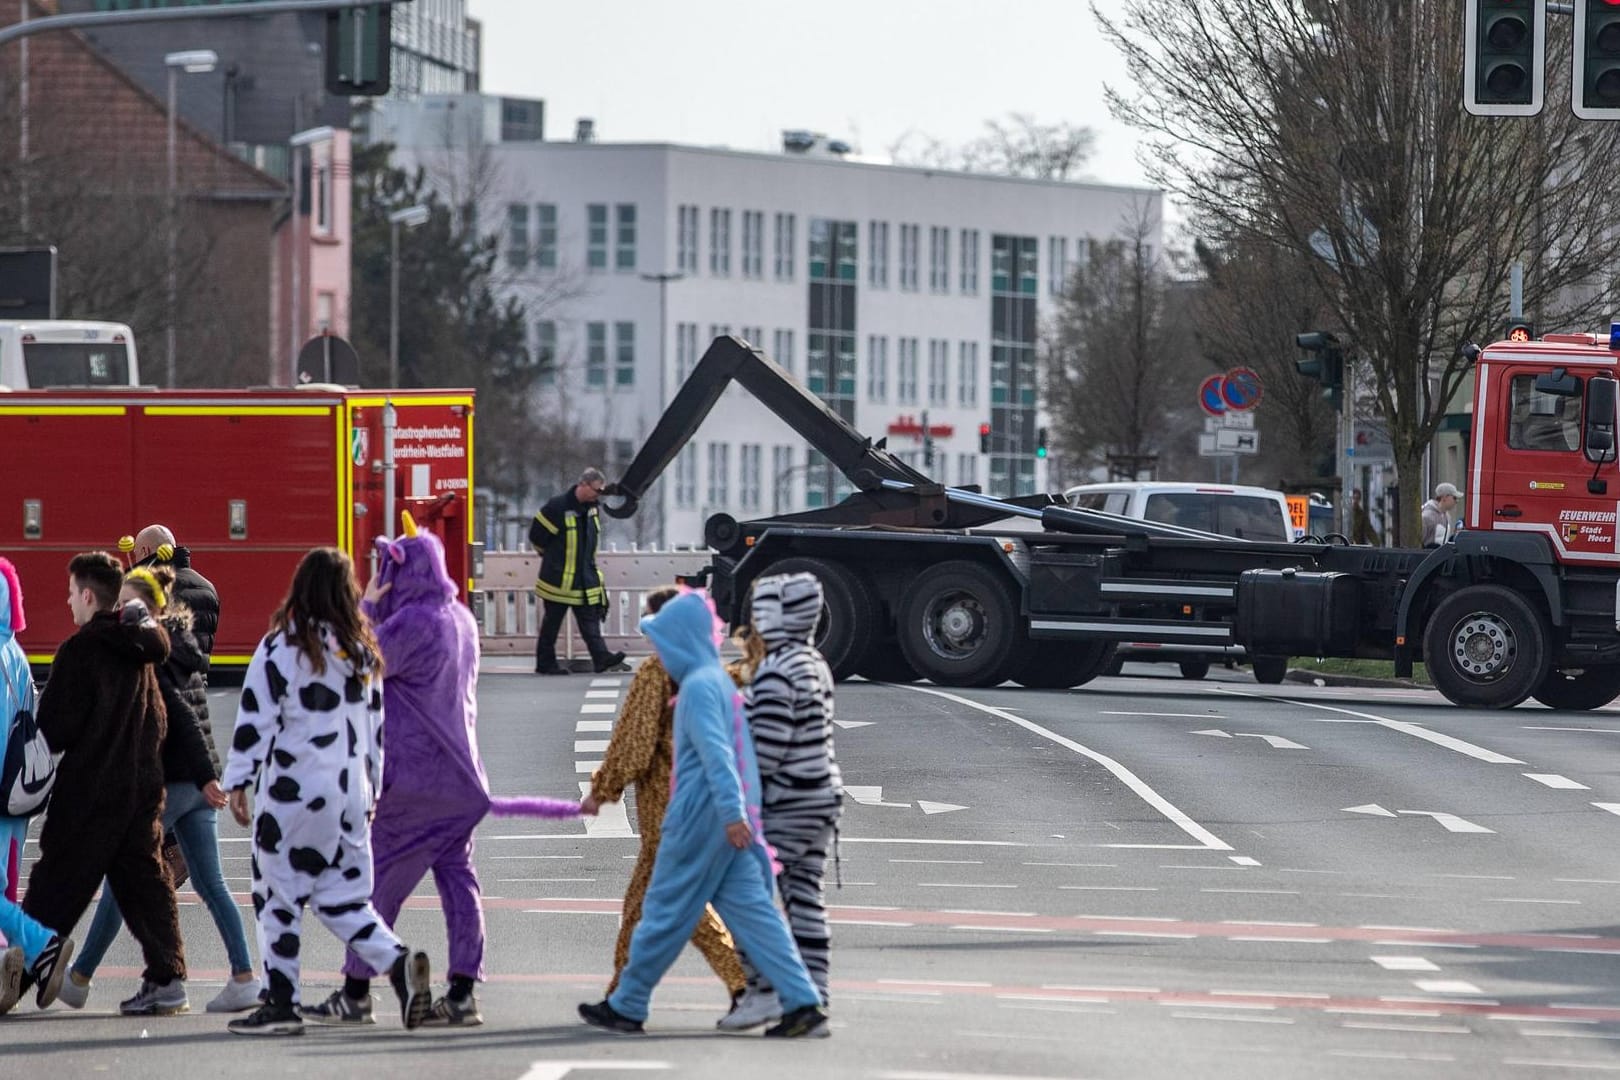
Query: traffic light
1463,0,1546,116
979,422,992,454
326,4,393,97
1575,1,1620,119
1036,427,1048,459
1295,331,1346,412
1504,318,1535,343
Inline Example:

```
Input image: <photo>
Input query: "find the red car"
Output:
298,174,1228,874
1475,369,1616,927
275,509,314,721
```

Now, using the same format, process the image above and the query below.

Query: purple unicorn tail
488,796,582,819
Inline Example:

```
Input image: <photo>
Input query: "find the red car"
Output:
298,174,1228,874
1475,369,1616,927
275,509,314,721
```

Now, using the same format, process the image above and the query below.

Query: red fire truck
2,386,476,671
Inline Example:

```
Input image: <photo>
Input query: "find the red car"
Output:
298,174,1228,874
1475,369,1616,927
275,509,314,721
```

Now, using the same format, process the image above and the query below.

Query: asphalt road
8,659,1620,1080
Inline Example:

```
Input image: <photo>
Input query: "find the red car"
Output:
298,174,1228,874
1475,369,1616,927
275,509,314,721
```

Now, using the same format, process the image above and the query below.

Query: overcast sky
464,0,1153,191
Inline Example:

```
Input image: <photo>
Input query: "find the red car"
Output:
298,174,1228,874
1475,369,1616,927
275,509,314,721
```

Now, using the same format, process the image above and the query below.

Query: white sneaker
55,970,90,1010
206,977,264,1013
716,987,781,1031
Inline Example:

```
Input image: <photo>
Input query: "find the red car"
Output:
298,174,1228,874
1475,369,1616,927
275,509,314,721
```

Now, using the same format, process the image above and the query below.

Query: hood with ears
370,521,457,621
750,572,822,651
640,590,721,683
0,556,23,641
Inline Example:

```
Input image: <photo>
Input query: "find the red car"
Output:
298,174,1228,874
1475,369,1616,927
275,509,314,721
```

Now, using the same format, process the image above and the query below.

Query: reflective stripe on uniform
561,510,578,595
533,511,559,536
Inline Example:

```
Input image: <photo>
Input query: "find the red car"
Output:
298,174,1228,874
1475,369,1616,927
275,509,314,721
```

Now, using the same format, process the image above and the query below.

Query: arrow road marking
846,785,911,809
918,801,968,815
1523,773,1590,790
834,720,874,730
1343,804,1398,817
518,1063,670,1080
1399,811,1494,834
1192,729,1309,749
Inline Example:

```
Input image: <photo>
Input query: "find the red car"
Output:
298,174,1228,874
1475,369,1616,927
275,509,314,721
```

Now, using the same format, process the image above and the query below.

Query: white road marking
1403,810,1494,834
1373,956,1441,971
1191,729,1309,750
1325,1007,1441,1017
584,690,619,699
518,1062,670,1080
1094,931,1197,939
1165,1000,1275,1011
845,785,911,809
1228,856,1262,866
1202,888,1298,895
889,858,983,865
1227,936,1333,944
577,780,634,838
1559,878,1620,884
1487,897,1582,905
941,909,1037,916
1502,1060,1620,1073
1521,1031,1620,1041
901,684,1233,851
951,925,1054,934
1220,920,1319,927
878,1072,1089,1080
497,878,596,883
833,719,874,730
1104,711,1222,718
1524,726,1620,734
1491,1015,1600,1025
578,703,617,714
877,979,993,988
840,838,1029,847
918,801,969,815
574,720,613,733
573,740,609,753
1170,1012,1293,1024
919,882,1019,889
1025,862,1117,868
1340,1020,1472,1034
1592,803,1620,817
1211,989,1330,1000
574,760,601,773
1343,804,1398,817
1059,885,1157,891
1412,980,1487,995
1042,984,1161,993
1213,688,1525,763
1327,1052,1455,1062
1524,773,1591,790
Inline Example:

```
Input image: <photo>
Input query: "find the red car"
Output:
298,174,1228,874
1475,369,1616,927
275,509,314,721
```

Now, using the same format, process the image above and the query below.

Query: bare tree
1044,204,1202,481
890,112,1096,179
1099,0,1620,542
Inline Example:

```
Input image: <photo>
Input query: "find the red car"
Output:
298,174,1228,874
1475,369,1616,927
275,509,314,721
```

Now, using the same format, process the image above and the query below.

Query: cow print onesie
222,623,406,1007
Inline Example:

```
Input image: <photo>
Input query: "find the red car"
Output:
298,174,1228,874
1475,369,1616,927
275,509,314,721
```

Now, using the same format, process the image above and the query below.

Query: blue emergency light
1611,320,1620,351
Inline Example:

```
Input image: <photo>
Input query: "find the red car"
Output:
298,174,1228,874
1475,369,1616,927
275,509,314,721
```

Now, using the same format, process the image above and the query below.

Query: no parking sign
1221,367,1263,411
1199,374,1227,416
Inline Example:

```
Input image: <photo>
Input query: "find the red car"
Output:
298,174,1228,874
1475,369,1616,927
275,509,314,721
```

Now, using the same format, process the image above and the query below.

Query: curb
1282,668,1431,691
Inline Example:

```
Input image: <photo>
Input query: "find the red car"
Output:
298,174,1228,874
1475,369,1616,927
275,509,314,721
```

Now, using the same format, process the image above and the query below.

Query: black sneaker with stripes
228,1002,305,1036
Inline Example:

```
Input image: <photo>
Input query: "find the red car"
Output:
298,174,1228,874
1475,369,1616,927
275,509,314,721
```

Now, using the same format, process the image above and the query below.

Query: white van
1063,481,1296,542
1063,481,1295,681
0,320,140,389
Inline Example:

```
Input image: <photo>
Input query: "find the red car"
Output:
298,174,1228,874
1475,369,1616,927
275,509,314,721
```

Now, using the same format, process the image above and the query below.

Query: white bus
0,320,140,389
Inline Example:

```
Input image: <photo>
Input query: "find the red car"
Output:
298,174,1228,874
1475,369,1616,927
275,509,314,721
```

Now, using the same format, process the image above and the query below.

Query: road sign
1198,374,1227,416
1198,433,1219,457
297,332,360,386
0,246,56,318
1221,367,1264,411
1214,428,1260,454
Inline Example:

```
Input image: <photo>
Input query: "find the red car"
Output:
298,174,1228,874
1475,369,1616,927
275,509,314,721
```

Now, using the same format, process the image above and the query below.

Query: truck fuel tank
1235,568,1362,657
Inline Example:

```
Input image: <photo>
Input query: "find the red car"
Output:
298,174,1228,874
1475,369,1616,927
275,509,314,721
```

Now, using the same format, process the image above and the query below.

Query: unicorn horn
401,510,419,537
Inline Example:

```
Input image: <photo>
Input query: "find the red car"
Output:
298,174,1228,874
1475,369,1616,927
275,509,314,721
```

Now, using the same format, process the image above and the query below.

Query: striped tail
488,796,581,819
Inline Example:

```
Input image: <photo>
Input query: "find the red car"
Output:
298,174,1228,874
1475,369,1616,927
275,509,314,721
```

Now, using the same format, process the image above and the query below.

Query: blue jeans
0,816,54,965
73,782,253,978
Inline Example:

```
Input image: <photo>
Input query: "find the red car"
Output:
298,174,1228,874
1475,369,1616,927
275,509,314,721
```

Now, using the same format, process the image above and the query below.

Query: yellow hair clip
126,567,166,609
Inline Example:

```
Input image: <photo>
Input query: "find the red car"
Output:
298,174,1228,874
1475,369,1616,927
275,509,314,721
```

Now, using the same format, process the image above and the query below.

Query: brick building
0,1,287,385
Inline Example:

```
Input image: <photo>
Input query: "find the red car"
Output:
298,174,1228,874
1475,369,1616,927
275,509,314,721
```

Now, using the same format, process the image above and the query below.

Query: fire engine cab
1,386,475,671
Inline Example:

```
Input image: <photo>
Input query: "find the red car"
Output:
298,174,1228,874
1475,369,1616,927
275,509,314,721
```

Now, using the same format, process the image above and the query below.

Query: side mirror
1535,367,1581,397
1585,377,1618,464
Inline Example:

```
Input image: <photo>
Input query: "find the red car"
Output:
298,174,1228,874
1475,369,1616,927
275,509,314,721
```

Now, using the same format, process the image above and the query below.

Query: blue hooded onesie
608,590,819,1023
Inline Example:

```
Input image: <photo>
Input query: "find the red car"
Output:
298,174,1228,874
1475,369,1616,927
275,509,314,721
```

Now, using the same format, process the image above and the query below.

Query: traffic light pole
0,0,396,48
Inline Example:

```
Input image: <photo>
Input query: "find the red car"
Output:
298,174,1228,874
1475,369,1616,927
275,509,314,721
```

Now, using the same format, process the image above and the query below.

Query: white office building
385,106,1162,547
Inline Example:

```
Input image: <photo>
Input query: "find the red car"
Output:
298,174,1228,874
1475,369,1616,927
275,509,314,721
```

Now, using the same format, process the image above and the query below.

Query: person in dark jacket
133,524,220,666
21,552,184,1015
60,567,261,1014
529,469,627,675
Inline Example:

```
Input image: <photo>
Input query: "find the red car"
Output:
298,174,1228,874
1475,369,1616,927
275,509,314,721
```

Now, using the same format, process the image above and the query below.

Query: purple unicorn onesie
302,512,574,1030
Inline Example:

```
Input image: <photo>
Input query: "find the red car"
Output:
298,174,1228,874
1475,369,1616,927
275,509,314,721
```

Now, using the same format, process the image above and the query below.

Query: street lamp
388,204,431,388
288,125,335,386
164,48,217,389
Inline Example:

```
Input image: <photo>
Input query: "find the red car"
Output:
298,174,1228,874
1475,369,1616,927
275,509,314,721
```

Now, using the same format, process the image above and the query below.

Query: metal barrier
474,550,710,661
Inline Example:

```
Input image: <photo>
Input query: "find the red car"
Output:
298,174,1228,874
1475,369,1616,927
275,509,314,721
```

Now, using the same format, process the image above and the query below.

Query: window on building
675,322,697,382
739,326,762,349
585,322,607,387
587,203,608,272
706,443,730,507
675,444,697,508
741,210,764,278
958,453,978,488
614,321,635,386
899,224,920,290
534,319,557,386
960,228,979,293
677,205,700,273
897,337,919,403
615,204,637,271
534,203,557,269
612,439,636,473
772,445,794,513
1049,236,1068,296
929,226,950,292
505,203,529,268
314,160,332,236
774,213,796,280
866,335,888,401
315,291,334,332
936,455,949,486
708,323,732,345
869,221,889,287
927,339,948,404
709,208,732,276
739,444,762,510
957,341,978,406
773,329,795,376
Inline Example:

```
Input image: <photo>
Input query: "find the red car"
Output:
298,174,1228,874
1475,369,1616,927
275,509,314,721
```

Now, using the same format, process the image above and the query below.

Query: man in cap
1421,483,1460,548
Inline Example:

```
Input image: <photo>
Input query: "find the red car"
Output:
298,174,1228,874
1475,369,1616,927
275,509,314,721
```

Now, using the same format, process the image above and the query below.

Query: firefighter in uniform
530,468,628,675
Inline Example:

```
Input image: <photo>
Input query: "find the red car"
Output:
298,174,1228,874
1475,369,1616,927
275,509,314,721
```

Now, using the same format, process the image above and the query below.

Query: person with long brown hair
220,548,431,1036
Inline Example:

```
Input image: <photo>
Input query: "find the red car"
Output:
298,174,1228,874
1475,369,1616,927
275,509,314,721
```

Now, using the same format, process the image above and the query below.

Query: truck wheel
759,557,877,681
1532,666,1620,711
897,560,1020,687
1251,656,1288,685
1178,660,1211,681
1423,585,1549,709
857,645,918,684
1013,641,1116,689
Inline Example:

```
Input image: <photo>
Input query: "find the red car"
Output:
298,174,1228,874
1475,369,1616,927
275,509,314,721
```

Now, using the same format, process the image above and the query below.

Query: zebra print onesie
743,572,842,1003
222,624,410,1008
